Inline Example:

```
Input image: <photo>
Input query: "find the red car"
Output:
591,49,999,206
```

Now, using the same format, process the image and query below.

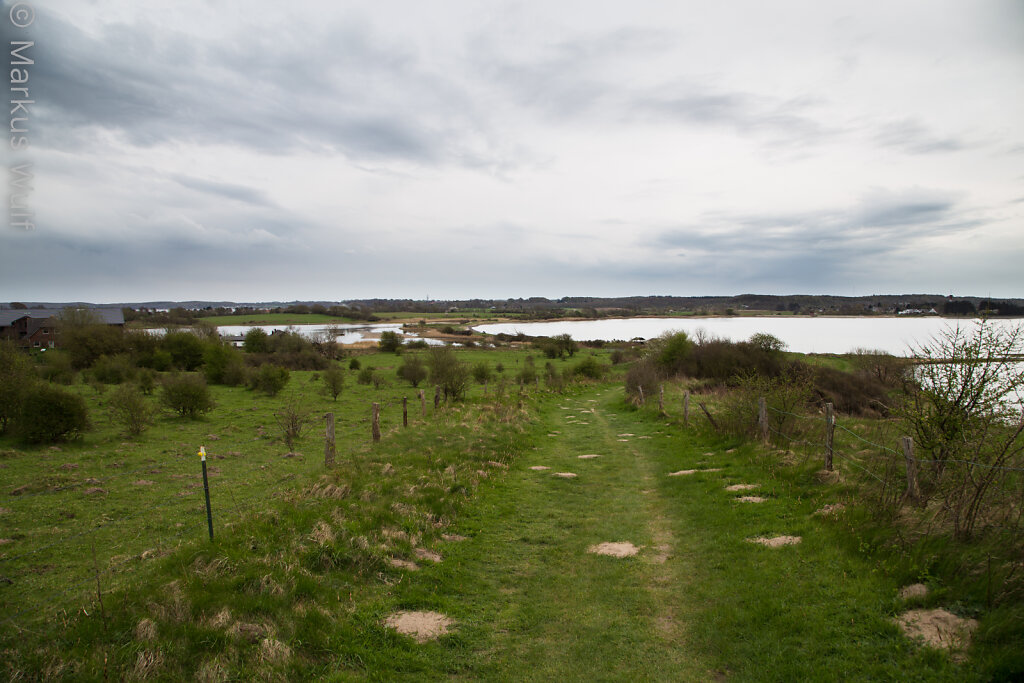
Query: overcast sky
2,0,1023,303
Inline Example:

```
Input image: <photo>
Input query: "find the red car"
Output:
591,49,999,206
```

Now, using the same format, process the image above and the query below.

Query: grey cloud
170,175,274,207
873,119,971,155
26,9,488,166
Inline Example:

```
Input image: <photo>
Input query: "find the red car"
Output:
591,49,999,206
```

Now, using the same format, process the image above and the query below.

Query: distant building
0,308,125,349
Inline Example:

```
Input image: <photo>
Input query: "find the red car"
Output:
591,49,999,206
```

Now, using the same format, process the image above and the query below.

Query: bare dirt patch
725,484,759,491
813,503,845,516
529,465,551,471
413,548,442,563
736,496,767,503
899,583,929,600
442,534,468,542
577,454,601,460
668,468,721,476
747,536,802,547
618,433,635,437
895,609,977,653
553,472,577,479
387,558,420,571
384,611,454,643
587,542,640,557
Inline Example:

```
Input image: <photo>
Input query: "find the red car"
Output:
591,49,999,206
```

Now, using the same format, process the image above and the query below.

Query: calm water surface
474,317,1022,356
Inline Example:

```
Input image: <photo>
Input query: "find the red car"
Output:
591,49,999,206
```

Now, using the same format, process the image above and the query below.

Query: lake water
473,317,1023,356
213,323,448,346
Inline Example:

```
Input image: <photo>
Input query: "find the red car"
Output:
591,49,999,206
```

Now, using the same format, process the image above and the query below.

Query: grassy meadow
0,342,1019,680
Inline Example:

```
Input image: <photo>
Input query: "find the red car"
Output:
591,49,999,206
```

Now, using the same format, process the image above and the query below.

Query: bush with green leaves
255,363,290,396
16,384,91,443
91,353,135,384
397,355,428,387
137,368,157,395
107,384,154,437
161,331,205,371
348,358,361,371
471,361,493,385
378,330,404,353
428,346,470,400
0,340,34,433
356,367,375,385
160,374,215,418
243,327,270,353
203,343,241,384
573,355,605,380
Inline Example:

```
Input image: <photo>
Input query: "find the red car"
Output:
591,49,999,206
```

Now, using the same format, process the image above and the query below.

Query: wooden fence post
901,436,919,504
402,397,408,427
683,391,690,426
638,385,645,406
434,386,440,411
658,385,665,414
825,403,835,471
324,412,336,467
698,402,719,431
372,403,381,442
758,397,768,444
419,389,425,417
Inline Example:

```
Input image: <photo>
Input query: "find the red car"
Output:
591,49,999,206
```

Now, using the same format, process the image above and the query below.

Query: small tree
397,355,428,387
160,374,215,418
428,346,469,400
357,367,374,385
108,384,154,437
274,395,313,451
322,363,345,401
378,330,404,353
243,328,270,353
471,361,493,385
348,358,361,371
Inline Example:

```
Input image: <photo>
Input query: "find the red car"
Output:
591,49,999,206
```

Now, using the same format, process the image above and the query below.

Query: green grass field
0,347,1007,680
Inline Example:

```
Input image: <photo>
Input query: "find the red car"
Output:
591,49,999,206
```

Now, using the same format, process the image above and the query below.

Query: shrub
471,361,493,385
161,331,205,371
38,351,75,385
255,364,290,396
137,368,157,395
160,374,214,418
221,359,248,387
573,355,605,380
203,343,241,384
378,330,404,353
322,363,345,401
274,396,314,451
108,384,154,437
16,384,91,443
397,355,428,387
348,358,361,371
624,359,659,404
243,328,270,353
0,341,35,433
428,346,470,400
357,367,374,385
91,353,135,384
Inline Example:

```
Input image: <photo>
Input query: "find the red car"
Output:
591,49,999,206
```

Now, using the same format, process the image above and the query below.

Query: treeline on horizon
7,294,1024,325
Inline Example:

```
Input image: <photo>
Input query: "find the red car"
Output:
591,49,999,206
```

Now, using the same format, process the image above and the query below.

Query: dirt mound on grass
587,542,640,557
529,466,550,471
385,611,454,643
747,536,801,547
553,472,577,479
736,496,767,503
725,484,759,491
577,454,601,459
813,503,845,516
895,609,977,652
899,584,929,600
668,468,721,476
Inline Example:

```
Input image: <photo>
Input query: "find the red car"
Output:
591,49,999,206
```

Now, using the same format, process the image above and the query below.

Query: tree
57,308,127,369
397,355,428,387
243,328,270,353
203,342,241,384
378,330,404,353
428,346,469,400
650,331,694,376
162,331,205,371
471,361,493,385
749,332,786,354
322,363,345,401
274,395,314,451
